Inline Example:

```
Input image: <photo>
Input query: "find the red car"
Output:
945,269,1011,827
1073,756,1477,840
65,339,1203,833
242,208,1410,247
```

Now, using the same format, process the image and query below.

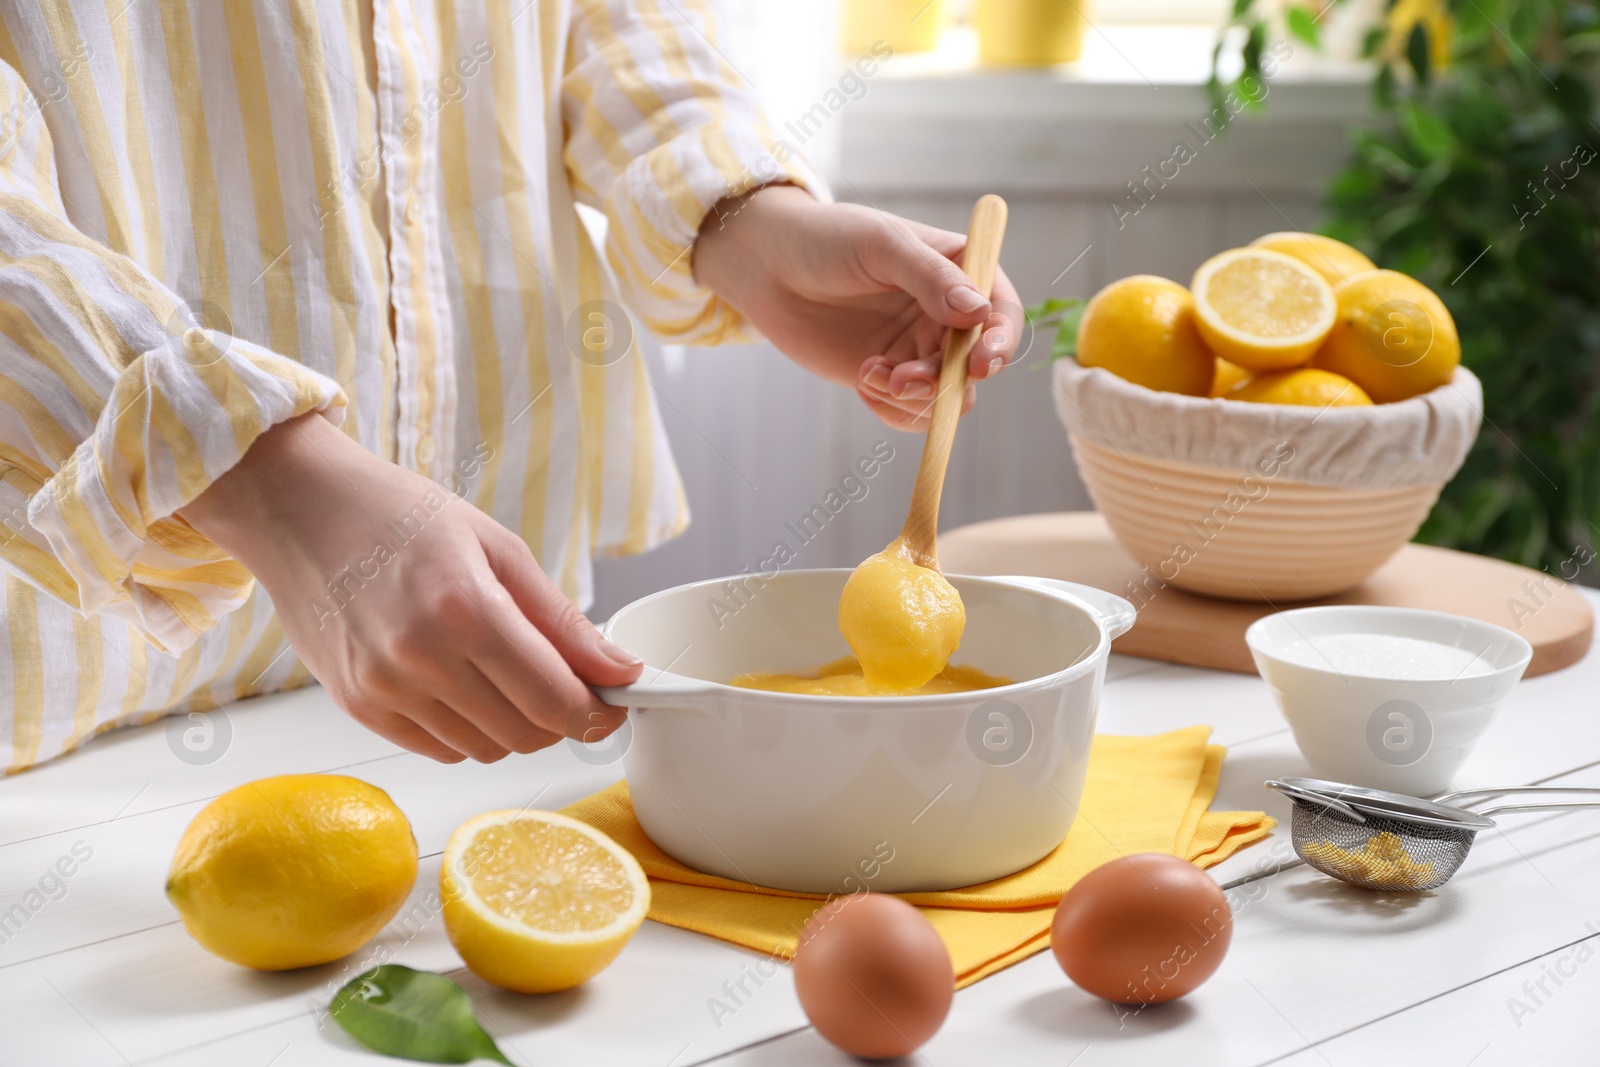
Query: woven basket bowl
1071,435,1444,602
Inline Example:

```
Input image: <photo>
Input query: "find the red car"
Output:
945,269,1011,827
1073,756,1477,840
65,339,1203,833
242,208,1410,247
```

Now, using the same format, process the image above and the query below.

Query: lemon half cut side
1191,248,1337,372
440,809,650,994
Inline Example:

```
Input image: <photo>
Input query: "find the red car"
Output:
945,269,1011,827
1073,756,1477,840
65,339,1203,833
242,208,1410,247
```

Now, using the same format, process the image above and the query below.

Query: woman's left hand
693,185,1022,431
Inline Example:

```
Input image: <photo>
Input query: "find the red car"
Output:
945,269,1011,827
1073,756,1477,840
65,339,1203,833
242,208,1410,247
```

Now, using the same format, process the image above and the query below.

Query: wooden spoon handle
899,194,1009,567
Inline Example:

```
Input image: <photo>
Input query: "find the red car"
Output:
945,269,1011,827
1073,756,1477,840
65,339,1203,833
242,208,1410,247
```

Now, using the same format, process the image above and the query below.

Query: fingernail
989,332,1007,350
988,356,1005,376
863,364,891,392
946,285,989,314
897,381,933,401
598,638,643,668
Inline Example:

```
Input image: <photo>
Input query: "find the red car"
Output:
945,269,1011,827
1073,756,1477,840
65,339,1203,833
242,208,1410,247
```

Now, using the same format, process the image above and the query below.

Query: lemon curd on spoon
839,537,966,690
733,196,1010,698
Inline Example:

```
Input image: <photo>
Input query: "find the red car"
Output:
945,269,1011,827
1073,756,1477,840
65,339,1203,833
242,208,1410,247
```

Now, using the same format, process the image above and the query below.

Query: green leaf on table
1231,0,1254,20
330,964,514,1065
1286,6,1320,47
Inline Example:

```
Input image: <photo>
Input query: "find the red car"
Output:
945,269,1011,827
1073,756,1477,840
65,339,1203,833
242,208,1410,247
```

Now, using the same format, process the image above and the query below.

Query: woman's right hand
180,413,642,763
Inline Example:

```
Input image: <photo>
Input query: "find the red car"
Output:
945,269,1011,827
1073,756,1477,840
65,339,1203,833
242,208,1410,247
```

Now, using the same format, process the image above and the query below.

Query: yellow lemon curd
1301,831,1437,889
837,540,967,690
729,656,1010,697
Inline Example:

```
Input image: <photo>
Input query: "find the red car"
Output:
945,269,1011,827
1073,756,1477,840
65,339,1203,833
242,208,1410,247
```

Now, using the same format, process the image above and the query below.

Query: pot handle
591,615,723,710
991,576,1138,640
593,668,721,710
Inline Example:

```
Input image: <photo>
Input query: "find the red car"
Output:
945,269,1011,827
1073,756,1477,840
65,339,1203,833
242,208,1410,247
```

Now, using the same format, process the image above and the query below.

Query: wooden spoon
840,194,1010,690
898,193,1009,568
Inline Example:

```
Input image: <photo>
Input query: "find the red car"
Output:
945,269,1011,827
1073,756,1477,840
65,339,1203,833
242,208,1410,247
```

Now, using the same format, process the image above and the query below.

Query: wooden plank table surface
3,586,1598,1065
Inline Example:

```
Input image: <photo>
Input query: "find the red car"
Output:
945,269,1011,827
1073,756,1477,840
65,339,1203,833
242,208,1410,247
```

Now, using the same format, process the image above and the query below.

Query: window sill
839,26,1373,195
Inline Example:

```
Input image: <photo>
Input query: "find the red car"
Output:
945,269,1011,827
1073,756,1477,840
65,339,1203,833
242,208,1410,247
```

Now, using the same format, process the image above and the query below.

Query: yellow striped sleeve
560,0,829,344
0,59,345,653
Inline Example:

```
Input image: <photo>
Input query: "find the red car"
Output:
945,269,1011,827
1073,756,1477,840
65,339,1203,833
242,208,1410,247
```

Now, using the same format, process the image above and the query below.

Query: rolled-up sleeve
561,0,830,345
0,61,345,653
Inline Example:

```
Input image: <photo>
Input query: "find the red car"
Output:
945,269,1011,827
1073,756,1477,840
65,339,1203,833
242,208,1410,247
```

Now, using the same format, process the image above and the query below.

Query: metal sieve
1266,777,1600,892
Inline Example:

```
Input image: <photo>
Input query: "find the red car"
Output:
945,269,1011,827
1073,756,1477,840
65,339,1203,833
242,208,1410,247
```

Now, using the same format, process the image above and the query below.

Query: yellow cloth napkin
563,726,1274,988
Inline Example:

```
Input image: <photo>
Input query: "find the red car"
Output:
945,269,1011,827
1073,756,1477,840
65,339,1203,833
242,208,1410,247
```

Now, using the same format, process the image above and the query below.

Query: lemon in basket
1191,248,1337,372
440,810,650,994
1312,270,1460,403
1227,368,1373,408
1076,275,1214,396
1249,231,1377,286
166,774,418,970
1210,357,1252,397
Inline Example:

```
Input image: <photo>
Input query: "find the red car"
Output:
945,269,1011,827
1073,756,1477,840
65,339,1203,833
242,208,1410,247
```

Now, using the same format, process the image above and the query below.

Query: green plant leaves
1287,6,1320,47
1360,25,1386,59
1024,298,1086,362
330,965,514,1065
1509,1,1542,50
1401,102,1455,160
1210,0,1600,581
1406,23,1432,84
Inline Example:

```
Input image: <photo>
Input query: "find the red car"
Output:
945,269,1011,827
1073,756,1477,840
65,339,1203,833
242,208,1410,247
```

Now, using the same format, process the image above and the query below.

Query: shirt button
416,435,436,464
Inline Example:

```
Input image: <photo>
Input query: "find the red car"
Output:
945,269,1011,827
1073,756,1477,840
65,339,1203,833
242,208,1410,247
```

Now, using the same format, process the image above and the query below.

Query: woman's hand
180,414,642,763
693,185,1022,431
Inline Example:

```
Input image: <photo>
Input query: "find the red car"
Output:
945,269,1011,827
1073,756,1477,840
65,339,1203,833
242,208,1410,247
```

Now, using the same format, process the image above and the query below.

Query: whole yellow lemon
1228,368,1373,407
167,774,418,970
1210,358,1252,397
1076,275,1215,396
1312,270,1460,403
1249,232,1377,287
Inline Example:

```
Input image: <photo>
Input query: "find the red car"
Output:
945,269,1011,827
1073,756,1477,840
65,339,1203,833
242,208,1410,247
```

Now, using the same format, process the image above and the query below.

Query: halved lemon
1249,231,1377,286
1191,248,1336,372
440,810,650,993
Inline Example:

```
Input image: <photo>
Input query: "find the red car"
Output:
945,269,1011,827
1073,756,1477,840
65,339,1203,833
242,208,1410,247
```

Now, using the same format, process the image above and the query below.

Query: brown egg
793,893,954,1058
1051,853,1232,1005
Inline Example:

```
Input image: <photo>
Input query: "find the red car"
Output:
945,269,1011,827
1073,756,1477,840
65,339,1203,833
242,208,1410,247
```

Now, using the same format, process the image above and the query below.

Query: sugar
1275,632,1495,680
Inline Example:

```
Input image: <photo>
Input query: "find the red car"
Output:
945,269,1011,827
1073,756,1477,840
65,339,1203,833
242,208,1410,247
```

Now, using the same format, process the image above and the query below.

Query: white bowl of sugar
1246,605,1532,795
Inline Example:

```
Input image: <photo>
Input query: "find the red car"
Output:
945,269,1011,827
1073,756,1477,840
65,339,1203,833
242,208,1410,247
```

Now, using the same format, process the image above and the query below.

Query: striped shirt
0,0,822,772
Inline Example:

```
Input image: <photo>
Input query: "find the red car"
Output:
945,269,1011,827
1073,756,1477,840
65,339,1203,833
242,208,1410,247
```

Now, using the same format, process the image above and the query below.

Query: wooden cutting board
941,512,1594,679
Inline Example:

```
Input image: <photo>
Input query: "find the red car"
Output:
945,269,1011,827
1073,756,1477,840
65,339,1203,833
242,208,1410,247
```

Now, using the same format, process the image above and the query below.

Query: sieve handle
1439,786,1600,808
1475,800,1600,818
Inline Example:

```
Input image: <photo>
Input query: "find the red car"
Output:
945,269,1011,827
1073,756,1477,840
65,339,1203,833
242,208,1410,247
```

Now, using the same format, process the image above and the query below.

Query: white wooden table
4,591,1599,1067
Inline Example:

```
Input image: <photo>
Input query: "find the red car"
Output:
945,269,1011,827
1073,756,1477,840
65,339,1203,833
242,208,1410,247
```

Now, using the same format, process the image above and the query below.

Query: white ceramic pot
1246,606,1532,795
595,571,1135,894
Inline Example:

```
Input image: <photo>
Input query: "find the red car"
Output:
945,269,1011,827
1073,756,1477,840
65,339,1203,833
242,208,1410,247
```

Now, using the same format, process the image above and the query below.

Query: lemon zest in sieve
1302,831,1436,888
